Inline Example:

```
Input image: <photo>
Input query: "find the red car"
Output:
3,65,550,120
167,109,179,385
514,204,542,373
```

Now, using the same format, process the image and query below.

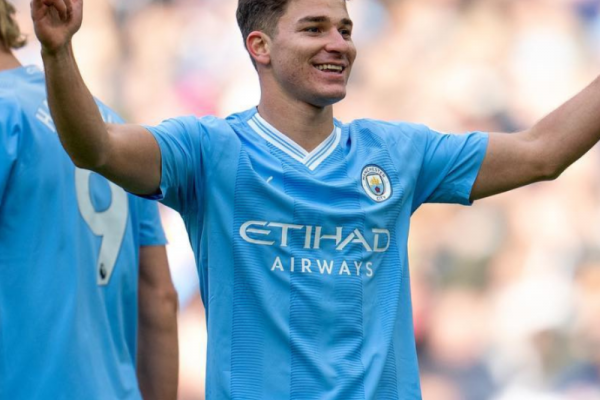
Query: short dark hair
236,0,292,44
0,0,26,50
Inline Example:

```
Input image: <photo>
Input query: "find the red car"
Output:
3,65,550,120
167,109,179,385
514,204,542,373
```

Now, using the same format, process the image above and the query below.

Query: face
265,0,357,107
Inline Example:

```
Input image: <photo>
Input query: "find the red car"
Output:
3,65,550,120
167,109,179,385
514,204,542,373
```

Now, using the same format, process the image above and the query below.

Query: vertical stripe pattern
278,145,366,399
356,126,402,399
231,151,267,399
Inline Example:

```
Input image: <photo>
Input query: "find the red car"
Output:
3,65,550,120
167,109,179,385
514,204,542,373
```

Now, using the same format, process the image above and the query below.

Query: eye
304,26,321,34
339,28,352,38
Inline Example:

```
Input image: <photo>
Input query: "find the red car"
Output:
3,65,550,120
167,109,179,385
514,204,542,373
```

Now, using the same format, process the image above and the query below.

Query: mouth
314,63,346,74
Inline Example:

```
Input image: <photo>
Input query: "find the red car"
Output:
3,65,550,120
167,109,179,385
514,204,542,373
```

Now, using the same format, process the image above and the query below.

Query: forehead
279,0,350,25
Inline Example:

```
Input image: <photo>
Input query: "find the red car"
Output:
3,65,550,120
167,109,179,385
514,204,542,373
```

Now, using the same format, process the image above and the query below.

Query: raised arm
31,0,160,195
471,76,600,201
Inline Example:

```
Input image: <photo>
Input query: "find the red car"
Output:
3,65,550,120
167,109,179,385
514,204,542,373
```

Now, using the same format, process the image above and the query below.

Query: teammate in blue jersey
0,2,178,399
31,0,600,398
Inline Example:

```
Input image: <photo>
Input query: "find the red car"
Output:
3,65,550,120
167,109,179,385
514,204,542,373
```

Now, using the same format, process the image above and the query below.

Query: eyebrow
297,16,354,27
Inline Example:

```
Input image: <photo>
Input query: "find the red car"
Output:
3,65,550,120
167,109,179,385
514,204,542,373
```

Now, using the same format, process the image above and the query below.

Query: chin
310,91,347,107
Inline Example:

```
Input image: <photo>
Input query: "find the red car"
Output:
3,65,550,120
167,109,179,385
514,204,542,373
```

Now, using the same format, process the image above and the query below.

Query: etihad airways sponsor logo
239,221,390,253
270,257,374,277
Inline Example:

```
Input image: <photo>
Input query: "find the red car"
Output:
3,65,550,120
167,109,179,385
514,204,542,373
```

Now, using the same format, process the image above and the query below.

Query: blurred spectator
554,261,600,398
419,288,497,400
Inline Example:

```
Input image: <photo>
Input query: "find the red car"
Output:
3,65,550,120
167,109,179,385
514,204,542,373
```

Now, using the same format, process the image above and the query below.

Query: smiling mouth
314,64,345,74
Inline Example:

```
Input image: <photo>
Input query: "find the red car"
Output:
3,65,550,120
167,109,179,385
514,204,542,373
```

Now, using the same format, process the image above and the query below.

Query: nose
324,29,352,54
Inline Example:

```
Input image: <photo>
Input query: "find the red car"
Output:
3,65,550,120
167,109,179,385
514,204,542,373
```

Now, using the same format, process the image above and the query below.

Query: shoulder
150,114,229,134
152,108,257,134
348,118,430,136
0,69,26,114
0,91,22,162
0,87,21,111
0,67,52,135
145,114,237,160
345,118,433,149
0,65,44,107
0,88,23,134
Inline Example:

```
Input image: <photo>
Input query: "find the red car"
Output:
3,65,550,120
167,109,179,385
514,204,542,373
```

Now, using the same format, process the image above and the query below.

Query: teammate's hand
30,0,83,55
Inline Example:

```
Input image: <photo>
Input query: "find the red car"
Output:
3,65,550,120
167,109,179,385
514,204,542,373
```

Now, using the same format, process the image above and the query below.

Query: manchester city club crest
361,165,392,202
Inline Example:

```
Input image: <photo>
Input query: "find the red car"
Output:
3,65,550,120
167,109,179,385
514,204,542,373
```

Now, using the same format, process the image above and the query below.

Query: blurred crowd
11,0,600,399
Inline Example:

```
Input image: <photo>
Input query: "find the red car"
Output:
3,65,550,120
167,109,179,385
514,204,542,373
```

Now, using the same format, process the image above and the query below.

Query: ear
246,31,271,66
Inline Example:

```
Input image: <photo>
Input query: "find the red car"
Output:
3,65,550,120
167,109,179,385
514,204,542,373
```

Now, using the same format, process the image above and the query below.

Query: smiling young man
31,0,600,398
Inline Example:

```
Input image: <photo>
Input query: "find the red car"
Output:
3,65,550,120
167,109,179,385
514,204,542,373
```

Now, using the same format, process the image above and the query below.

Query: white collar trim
248,112,341,171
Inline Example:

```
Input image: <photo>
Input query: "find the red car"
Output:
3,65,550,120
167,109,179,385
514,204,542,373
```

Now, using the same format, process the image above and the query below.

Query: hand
30,0,83,55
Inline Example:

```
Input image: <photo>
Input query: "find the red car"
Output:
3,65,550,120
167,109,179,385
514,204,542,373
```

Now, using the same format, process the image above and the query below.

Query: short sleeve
0,94,21,207
412,127,488,212
143,116,204,215
136,197,167,247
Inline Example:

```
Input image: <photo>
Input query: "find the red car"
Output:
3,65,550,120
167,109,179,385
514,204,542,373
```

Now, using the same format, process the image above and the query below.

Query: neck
0,49,21,72
257,89,335,153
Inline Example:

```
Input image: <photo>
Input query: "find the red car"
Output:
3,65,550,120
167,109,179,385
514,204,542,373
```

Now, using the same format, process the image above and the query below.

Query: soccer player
0,2,178,399
31,0,600,398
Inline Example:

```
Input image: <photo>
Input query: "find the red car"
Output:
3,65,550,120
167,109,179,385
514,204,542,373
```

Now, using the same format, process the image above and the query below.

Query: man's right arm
32,0,160,195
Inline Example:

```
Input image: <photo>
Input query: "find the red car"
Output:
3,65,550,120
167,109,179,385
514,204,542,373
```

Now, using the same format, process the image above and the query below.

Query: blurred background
11,0,600,398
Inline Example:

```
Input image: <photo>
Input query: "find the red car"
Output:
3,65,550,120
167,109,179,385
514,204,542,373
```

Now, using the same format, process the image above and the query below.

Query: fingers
32,0,70,21
63,0,73,19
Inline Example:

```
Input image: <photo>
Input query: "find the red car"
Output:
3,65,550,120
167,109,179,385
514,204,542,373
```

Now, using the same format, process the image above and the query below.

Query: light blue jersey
147,108,488,399
0,66,166,400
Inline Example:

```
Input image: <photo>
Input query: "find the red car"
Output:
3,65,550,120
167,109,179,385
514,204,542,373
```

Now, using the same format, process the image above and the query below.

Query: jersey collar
247,112,341,171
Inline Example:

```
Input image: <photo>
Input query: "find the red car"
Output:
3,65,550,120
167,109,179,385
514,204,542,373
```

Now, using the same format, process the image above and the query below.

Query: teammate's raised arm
31,0,161,195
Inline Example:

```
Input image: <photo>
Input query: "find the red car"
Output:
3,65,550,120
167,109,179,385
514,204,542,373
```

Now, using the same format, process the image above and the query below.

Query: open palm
31,0,83,54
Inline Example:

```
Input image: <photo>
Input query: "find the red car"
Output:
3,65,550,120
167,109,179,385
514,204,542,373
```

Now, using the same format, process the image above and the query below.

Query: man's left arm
470,76,600,200
137,244,179,400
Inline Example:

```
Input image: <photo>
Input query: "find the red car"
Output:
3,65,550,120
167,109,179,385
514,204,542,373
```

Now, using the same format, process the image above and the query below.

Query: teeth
316,64,343,72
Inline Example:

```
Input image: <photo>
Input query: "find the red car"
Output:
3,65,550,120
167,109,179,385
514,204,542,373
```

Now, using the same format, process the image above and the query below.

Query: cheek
284,60,311,81
276,62,305,90
290,69,308,88
349,46,358,64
